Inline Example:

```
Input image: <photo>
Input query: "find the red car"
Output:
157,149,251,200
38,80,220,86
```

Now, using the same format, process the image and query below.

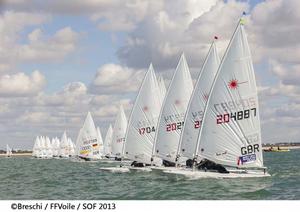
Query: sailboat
96,127,104,156
100,105,129,172
76,112,101,161
45,136,53,158
164,17,270,178
6,144,12,157
34,136,42,158
103,124,113,158
122,64,163,170
40,136,47,158
111,105,127,159
152,53,194,167
32,136,39,158
51,137,60,157
176,39,220,164
59,131,70,158
67,137,75,157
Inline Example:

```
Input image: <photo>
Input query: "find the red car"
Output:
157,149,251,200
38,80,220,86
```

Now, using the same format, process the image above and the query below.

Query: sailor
131,161,145,167
197,159,229,173
163,160,176,167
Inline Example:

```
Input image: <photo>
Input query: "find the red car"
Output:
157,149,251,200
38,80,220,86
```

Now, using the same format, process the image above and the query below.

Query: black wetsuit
197,159,229,173
163,160,176,167
131,161,145,167
186,159,194,168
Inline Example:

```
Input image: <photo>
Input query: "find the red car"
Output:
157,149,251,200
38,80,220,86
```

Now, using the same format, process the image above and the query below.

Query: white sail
104,125,113,156
40,136,47,158
55,137,60,157
35,137,42,158
157,75,167,103
178,41,220,160
6,144,12,157
153,54,194,163
75,128,82,156
111,105,127,157
96,127,104,155
124,64,163,165
76,112,101,160
68,138,75,156
32,136,39,157
59,131,69,158
45,136,53,158
197,21,263,168
51,137,58,157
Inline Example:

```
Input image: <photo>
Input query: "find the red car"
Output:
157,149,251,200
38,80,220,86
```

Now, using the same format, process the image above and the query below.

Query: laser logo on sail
228,79,248,89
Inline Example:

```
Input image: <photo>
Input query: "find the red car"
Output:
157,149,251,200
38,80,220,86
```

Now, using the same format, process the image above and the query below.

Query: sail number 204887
216,108,257,124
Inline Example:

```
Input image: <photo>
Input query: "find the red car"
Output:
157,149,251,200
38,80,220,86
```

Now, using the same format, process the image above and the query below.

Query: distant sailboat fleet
32,132,76,159
29,16,270,178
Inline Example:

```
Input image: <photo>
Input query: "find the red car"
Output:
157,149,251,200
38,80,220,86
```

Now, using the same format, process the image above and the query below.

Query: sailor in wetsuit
196,159,229,173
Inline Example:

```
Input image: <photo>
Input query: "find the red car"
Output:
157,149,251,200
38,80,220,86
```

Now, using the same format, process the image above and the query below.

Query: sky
0,0,299,150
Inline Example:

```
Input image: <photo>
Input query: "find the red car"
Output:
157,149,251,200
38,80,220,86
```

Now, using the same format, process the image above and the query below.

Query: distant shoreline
262,146,300,150
0,153,32,157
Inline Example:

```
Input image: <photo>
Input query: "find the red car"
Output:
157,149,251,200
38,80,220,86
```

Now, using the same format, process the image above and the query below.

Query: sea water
0,149,299,200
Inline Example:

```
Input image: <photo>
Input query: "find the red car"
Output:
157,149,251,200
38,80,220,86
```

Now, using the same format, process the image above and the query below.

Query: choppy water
0,149,299,200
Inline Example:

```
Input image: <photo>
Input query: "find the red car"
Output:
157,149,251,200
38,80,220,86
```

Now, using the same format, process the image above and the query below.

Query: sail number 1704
216,108,257,124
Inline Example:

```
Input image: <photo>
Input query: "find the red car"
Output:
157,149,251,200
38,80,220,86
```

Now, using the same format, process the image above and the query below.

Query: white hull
99,158,120,163
128,166,152,172
163,168,271,179
99,167,130,173
151,166,183,172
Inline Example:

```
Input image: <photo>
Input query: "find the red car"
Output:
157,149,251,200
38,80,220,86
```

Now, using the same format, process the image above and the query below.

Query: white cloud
269,60,300,86
34,82,89,107
2,0,300,148
249,0,300,64
91,63,145,94
117,0,247,70
0,70,45,97
0,11,79,72
4,0,151,32
18,27,79,62
0,11,50,72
